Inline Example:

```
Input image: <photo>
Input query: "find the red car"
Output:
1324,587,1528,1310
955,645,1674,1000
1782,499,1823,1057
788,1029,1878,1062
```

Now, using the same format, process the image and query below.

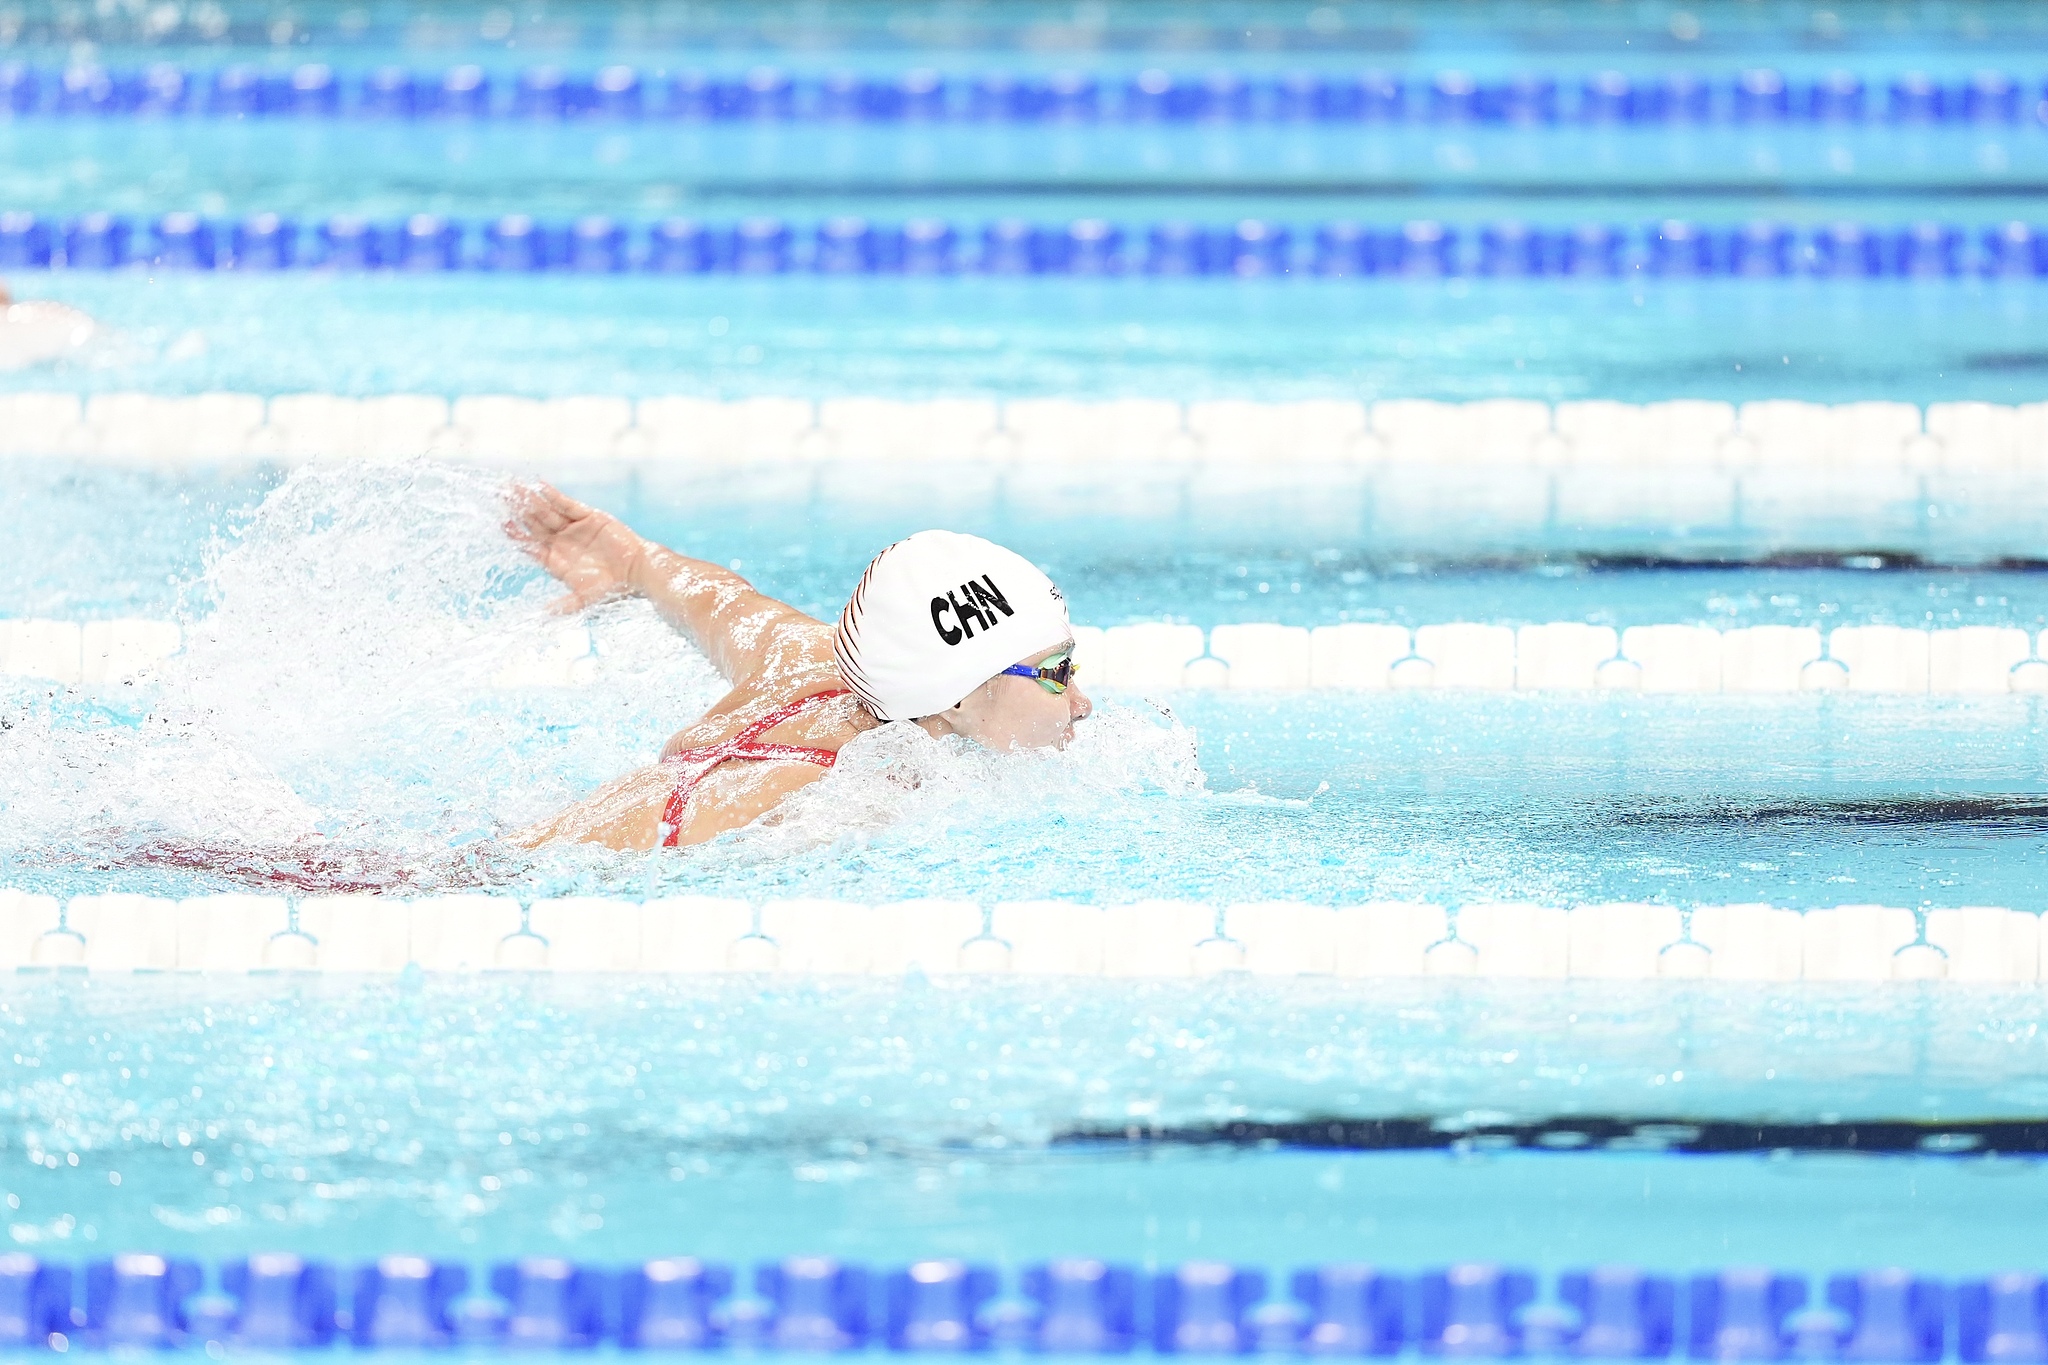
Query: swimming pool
7,447,2048,1328
5,0,2048,1352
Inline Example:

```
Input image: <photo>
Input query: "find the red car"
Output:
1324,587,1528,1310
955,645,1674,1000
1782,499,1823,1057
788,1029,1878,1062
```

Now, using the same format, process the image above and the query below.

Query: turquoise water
7,120,2048,217
13,461,2048,622
2,974,2045,1270
13,274,2048,406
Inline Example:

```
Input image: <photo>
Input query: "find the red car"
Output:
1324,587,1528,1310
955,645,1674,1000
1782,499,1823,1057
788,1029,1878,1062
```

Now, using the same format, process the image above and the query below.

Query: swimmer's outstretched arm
506,481,826,685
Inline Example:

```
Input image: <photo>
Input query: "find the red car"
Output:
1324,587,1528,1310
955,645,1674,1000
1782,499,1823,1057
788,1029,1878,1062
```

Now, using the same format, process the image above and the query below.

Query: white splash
170,462,722,847
0,701,320,846
2,462,714,873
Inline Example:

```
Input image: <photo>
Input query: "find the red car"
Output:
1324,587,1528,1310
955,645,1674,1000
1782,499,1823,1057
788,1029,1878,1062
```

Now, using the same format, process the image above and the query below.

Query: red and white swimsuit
657,688,852,848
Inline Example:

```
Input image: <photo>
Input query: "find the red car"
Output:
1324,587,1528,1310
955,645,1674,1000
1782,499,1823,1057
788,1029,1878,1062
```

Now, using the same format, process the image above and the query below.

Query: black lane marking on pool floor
1569,552,2048,574
1137,552,2048,576
1609,795,2048,832
1055,1117,2048,1156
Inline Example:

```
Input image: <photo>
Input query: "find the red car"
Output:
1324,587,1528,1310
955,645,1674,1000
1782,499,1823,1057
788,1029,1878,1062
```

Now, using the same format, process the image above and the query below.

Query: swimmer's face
933,641,1092,752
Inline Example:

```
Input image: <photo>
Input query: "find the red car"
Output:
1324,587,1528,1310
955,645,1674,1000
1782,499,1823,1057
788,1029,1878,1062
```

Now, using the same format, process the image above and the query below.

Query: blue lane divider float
2,61,2047,126
4,210,2048,278
0,1253,2042,1357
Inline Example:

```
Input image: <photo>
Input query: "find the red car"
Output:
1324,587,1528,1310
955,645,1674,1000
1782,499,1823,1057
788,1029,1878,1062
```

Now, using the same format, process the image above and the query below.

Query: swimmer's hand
510,478,821,680
504,480,647,613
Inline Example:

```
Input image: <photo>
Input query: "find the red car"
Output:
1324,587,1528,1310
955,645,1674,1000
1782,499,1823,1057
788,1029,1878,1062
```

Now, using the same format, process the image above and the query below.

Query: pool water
5,0,2048,1310
10,0,2047,55
15,275,2048,409
4,973,2047,1272
10,119,2048,219
15,459,2048,624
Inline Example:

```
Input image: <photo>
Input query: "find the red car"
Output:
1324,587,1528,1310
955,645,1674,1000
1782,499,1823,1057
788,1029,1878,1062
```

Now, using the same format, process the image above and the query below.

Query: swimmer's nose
1069,683,1093,722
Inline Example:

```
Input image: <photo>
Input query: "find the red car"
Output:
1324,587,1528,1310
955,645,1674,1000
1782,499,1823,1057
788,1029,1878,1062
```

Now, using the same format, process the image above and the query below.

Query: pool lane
0,973,2043,1268
13,457,2048,626
12,117,2048,217
12,274,2048,407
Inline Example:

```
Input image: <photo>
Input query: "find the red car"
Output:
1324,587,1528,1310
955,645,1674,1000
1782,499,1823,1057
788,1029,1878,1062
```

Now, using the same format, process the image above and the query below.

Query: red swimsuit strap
722,687,854,749
659,688,853,848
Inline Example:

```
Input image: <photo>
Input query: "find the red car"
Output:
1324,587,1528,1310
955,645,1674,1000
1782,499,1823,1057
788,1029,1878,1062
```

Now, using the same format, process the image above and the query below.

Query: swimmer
0,276,98,369
506,481,1091,851
41,483,1087,888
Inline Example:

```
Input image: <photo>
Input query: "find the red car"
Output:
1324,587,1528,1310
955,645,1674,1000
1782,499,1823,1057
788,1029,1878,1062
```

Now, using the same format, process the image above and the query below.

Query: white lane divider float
0,888,2038,983
6,393,2048,472
10,618,2046,695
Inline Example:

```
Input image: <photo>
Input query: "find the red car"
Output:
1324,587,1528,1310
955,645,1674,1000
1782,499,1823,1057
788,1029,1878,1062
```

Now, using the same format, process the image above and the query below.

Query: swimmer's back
510,624,874,851
657,623,861,759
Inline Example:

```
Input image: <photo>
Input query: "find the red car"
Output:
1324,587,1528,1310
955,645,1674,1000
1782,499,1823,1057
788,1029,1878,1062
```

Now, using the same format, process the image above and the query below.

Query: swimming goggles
1000,650,1078,694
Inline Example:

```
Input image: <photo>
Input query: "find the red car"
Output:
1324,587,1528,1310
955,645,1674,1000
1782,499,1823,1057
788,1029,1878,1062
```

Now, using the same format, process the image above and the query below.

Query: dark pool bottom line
1055,1116,2047,1156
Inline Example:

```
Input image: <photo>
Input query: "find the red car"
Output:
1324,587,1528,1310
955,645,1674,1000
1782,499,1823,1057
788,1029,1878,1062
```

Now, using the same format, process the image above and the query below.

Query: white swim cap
834,530,1071,722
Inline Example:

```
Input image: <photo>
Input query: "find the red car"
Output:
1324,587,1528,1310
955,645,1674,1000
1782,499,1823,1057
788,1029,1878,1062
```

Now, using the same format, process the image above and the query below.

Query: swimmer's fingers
503,480,590,540
504,494,584,572
501,486,551,549
527,481,595,528
503,510,540,551
505,480,642,612
542,484,595,520
502,486,559,540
